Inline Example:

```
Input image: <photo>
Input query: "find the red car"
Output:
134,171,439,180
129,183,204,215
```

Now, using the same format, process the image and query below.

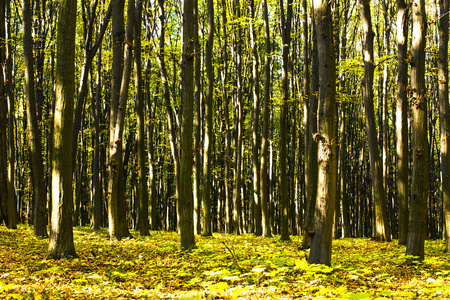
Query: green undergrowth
1,225,450,299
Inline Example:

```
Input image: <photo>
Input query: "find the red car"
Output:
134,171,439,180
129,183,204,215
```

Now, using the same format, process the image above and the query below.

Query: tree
135,0,150,236
260,0,272,238
250,0,262,236
308,0,337,266
439,0,450,253
47,0,78,259
302,2,319,248
396,0,409,246
107,0,134,240
406,0,428,262
0,0,7,226
359,0,390,242
279,0,293,241
179,0,196,250
6,0,16,229
201,0,214,237
22,0,47,237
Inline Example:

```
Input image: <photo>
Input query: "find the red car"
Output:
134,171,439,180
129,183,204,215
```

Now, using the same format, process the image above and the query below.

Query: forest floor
1,225,450,299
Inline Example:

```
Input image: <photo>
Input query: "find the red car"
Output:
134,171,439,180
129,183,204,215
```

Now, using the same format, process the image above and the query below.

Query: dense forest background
0,0,449,263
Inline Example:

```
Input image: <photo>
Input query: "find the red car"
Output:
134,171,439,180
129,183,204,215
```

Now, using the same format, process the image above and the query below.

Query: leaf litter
1,225,450,299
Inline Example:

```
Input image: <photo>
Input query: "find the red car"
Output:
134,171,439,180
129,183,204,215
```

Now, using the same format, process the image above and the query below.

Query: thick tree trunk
302,4,319,249
359,0,390,242
107,0,133,240
279,0,293,242
22,0,47,237
396,0,409,246
201,0,214,237
47,0,78,259
179,0,196,250
135,0,149,236
406,0,428,262
309,0,337,266
439,0,450,253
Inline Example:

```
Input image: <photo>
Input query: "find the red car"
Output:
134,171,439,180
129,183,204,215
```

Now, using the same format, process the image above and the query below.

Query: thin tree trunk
260,0,270,237
47,0,78,259
6,0,16,229
250,0,262,236
359,0,390,242
406,0,428,262
279,0,293,242
193,0,201,235
439,0,450,253
309,0,337,266
202,0,214,237
396,0,409,246
22,0,47,237
221,0,232,233
0,0,7,226
232,0,243,235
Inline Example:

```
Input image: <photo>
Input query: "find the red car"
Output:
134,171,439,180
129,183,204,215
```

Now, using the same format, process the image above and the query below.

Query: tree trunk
22,0,47,237
6,0,16,229
193,0,201,235
250,0,262,236
260,0,271,238
309,0,337,266
179,0,196,250
302,3,319,249
47,0,78,259
107,0,133,240
0,0,7,226
279,0,293,242
232,0,243,235
439,0,450,253
135,0,149,236
202,0,214,237
359,0,390,242
406,0,428,262
396,0,409,246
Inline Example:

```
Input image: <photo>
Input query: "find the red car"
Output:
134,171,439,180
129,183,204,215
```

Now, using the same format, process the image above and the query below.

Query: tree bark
309,0,336,266
47,0,78,259
279,0,293,242
439,0,450,253
135,0,149,236
259,0,271,238
0,0,7,226
22,0,47,237
406,0,428,262
302,3,319,249
179,0,196,250
359,0,390,242
5,0,16,229
396,0,409,246
202,0,214,237
250,0,262,236
107,0,133,240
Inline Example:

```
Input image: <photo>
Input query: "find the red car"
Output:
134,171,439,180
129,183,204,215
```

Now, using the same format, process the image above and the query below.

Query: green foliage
1,226,450,299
